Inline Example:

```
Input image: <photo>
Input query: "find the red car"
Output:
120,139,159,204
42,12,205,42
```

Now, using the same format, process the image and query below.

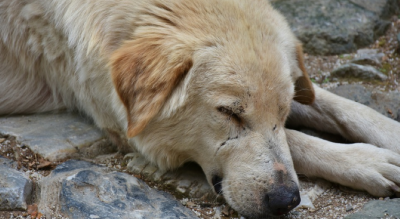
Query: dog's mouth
212,175,223,194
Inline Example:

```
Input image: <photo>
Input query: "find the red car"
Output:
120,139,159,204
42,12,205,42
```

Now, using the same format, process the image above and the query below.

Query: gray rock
351,49,384,66
345,199,400,218
271,0,399,55
125,152,216,201
0,113,108,161
329,84,400,121
0,155,19,169
331,63,388,81
396,32,400,54
0,157,33,210
346,204,354,212
39,160,198,219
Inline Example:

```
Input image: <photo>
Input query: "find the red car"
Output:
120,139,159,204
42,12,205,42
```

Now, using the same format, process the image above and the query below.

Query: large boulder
272,0,400,55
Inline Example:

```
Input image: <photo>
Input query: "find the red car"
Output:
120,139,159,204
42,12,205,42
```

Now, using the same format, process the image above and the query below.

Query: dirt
0,15,399,219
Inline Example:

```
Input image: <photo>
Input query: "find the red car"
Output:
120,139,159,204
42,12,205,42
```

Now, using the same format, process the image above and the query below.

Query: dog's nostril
265,187,301,216
212,175,223,194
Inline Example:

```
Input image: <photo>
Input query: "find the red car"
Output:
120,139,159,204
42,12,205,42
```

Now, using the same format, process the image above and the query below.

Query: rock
271,0,399,55
345,199,400,218
346,204,354,212
348,0,387,14
329,84,400,121
0,157,33,210
124,152,216,201
331,63,387,81
0,113,110,161
396,32,400,54
39,160,198,219
296,193,315,210
351,49,385,66
0,155,19,169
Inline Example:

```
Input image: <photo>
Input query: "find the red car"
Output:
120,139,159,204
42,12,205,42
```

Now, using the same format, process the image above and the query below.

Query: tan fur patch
293,44,315,105
110,36,192,138
273,162,288,174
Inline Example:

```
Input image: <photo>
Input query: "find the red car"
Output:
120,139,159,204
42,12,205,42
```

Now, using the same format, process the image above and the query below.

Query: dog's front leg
286,129,400,197
287,84,400,153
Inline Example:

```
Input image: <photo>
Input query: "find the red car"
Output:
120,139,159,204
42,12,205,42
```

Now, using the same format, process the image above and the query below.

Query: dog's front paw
336,144,400,197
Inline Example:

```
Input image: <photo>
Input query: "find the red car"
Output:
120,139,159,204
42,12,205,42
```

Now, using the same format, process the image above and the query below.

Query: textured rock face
0,156,32,211
344,199,400,219
271,0,399,55
39,160,198,219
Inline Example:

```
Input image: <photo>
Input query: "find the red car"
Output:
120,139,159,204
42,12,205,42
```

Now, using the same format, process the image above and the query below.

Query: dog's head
110,0,314,217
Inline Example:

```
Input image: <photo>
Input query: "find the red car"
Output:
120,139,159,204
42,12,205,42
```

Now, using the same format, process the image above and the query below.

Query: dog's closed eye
217,106,242,124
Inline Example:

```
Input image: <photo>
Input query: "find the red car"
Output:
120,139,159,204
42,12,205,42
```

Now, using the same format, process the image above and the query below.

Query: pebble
331,63,388,81
346,204,354,212
351,49,384,66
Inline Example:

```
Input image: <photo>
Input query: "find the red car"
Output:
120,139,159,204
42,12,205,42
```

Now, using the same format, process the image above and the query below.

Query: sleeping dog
1,0,400,217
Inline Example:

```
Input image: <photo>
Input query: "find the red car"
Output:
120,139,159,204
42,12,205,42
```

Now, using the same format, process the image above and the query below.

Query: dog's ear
110,37,193,138
292,43,315,105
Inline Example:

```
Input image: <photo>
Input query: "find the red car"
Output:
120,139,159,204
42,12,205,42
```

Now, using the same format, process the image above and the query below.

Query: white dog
1,0,399,217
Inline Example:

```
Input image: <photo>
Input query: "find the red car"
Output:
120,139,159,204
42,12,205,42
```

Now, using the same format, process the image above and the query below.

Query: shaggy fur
1,0,400,217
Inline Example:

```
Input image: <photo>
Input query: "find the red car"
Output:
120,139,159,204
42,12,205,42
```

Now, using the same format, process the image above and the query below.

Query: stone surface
0,155,19,169
272,0,399,55
329,84,400,121
0,113,107,161
344,199,400,218
331,63,388,81
0,156,33,210
39,160,198,219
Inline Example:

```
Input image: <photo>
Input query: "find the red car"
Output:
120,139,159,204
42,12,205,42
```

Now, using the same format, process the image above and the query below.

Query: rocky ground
1,0,400,218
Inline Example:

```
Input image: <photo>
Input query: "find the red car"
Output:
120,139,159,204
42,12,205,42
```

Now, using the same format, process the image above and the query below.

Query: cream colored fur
1,0,400,218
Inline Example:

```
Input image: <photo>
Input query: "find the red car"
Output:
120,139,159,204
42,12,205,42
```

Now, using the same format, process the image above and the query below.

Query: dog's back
0,0,139,116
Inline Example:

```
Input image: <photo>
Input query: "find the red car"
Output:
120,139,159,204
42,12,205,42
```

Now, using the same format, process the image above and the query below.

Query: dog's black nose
265,186,301,215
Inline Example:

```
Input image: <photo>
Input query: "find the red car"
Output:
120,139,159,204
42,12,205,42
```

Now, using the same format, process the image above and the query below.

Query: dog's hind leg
287,84,400,153
286,128,400,197
0,43,64,115
0,70,65,115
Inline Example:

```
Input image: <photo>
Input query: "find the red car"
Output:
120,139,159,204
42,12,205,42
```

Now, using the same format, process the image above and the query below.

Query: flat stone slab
39,160,198,219
345,199,400,218
272,0,399,55
0,113,105,161
0,156,32,211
